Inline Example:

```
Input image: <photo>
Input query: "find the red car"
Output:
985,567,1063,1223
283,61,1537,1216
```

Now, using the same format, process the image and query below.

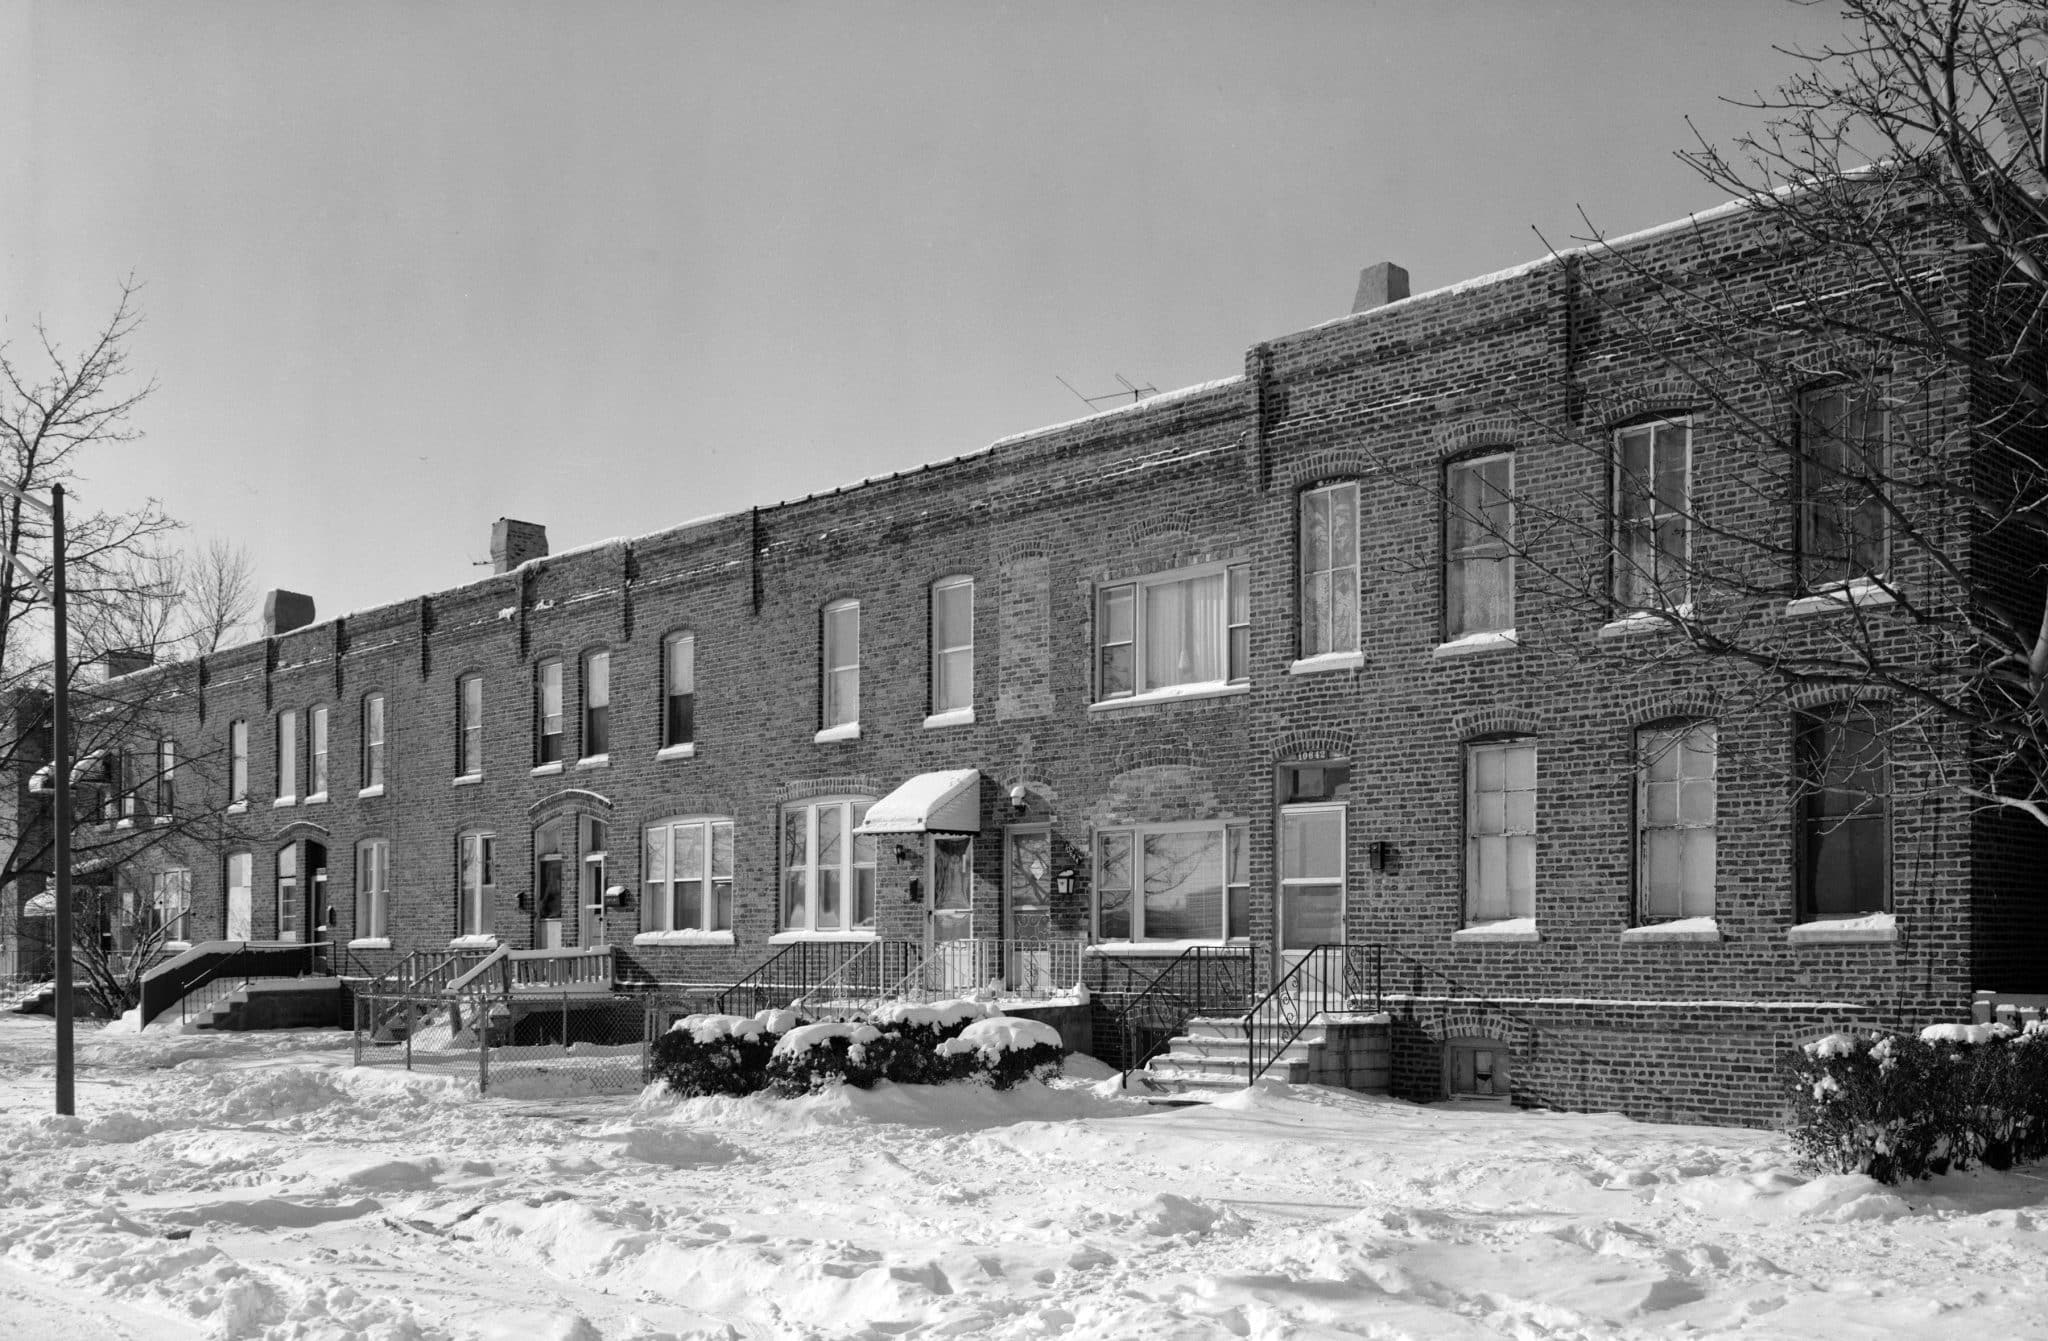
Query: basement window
1444,1038,1512,1102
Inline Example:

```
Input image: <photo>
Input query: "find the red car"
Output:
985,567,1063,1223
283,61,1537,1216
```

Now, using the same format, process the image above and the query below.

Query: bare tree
175,537,257,656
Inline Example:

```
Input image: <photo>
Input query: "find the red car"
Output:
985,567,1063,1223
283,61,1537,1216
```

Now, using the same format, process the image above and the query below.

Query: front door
276,843,301,942
226,852,252,941
579,817,610,949
1278,803,1345,1003
928,836,975,991
538,855,565,949
1004,827,1054,992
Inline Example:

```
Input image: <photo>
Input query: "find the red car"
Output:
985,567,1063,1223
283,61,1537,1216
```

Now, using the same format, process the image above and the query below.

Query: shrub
937,1016,1066,1090
765,1021,888,1095
869,999,1000,1085
649,1009,801,1098
1783,1022,2048,1184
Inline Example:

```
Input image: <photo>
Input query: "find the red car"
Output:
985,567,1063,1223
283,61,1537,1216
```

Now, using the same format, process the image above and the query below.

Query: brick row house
66,193,2048,1125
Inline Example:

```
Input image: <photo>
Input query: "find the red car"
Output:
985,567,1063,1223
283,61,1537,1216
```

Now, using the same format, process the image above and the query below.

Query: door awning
21,892,54,916
854,768,982,836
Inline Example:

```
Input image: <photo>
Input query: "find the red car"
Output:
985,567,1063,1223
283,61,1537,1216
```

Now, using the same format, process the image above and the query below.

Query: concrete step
1148,1051,1309,1084
1166,1033,1322,1064
1130,1069,1250,1099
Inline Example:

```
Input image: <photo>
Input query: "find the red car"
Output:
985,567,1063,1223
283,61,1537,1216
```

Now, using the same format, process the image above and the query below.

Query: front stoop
1139,1014,1392,1098
181,977,343,1032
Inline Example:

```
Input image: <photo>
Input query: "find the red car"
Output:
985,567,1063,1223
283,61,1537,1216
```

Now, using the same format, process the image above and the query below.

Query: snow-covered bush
765,1021,887,1095
867,999,1001,1085
936,1016,1066,1090
1783,1024,2048,1183
649,1009,801,1097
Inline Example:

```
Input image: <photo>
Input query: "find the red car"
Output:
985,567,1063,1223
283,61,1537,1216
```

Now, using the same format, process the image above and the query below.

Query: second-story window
536,659,563,764
1797,383,1889,591
457,674,483,778
930,577,973,717
275,709,298,803
1300,482,1360,657
155,738,176,816
308,707,328,799
581,651,610,758
1445,453,1515,638
822,599,860,731
1614,419,1692,611
361,693,386,791
229,719,248,803
1095,563,1249,701
662,632,695,750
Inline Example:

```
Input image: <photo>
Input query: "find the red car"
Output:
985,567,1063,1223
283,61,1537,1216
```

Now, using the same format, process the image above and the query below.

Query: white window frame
1092,819,1249,942
930,576,974,715
307,707,328,800
781,797,876,933
643,816,734,932
1465,739,1536,923
457,673,483,778
581,650,610,760
1637,721,1716,922
821,600,860,731
155,738,177,817
225,850,253,937
1300,482,1361,657
1278,803,1346,946
356,838,389,940
1445,453,1515,638
275,708,298,803
152,867,191,942
1094,561,1250,702
361,694,386,790
229,719,248,802
662,631,695,750
1613,418,1692,612
276,842,301,942
458,830,496,938
536,659,564,764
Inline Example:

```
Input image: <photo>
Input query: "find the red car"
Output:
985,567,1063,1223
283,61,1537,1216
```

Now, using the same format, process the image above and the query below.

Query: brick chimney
1997,72,2045,188
491,518,548,574
262,589,316,638
100,650,153,679
1352,261,1411,314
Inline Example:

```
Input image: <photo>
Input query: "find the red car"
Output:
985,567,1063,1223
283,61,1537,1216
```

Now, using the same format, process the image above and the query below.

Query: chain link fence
354,987,692,1096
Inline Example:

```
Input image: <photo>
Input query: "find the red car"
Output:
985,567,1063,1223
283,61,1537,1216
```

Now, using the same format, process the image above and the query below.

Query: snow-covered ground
1,1016,2045,1339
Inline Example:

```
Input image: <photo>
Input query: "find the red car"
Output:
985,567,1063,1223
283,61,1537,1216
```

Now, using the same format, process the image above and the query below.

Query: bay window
782,798,876,932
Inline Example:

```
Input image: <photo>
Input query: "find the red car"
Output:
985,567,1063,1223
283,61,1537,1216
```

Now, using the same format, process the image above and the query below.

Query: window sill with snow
1452,918,1541,944
634,929,735,947
1432,629,1519,659
1787,912,1898,945
1087,682,1249,713
1619,917,1722,944
1085,939,1252,957
1785,577,1896,619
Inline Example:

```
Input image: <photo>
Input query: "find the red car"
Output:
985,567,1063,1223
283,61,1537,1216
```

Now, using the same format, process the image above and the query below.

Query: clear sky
2,0,1848,622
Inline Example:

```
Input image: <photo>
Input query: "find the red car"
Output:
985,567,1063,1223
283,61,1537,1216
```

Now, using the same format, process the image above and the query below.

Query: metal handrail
1243,944,1385,1083
795,939,921,1015
714,939,864,1016
139,941,317,1027
1103,945,1260,1082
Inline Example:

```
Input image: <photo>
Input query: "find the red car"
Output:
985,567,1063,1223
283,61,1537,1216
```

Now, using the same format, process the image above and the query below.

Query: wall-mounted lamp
895,843,916,864
1053,867,1079,898
1367,841,1394,873
606,883,629,908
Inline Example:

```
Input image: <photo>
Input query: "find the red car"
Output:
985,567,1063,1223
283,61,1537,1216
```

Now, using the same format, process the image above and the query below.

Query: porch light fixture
1053,867,1078,898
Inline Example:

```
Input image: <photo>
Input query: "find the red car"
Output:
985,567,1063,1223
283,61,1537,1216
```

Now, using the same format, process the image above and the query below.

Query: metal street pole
50,482,72,1116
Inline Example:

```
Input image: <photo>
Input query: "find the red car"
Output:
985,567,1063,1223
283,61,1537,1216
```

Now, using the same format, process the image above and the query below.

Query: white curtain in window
1144,573,1225,689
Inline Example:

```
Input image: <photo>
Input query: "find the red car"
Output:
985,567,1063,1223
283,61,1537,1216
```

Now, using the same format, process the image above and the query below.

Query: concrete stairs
180,976,342,1032
1138,1013,1393,1098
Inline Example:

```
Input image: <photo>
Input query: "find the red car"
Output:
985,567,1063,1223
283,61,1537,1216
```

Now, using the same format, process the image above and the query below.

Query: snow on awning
853,769,982,836
21,892,54,916
26,764,50,795
29,751,108,794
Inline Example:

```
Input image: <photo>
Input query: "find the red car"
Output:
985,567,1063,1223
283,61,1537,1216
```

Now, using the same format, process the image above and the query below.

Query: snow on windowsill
923,707,975,730
635,929,735,947
769,930,878,945
1785,578,1896,619
357,785,384,799
575,754,611,770
1086,939,1253,957
530,762,564,777
451,773,482,787
1597,606,1691,640
1788,912,1898,944
114,818,135,829
348,937,392,950
655,743,697,760
1432,629,1519,659
1288,650,1364,676
272,797,296,809
448,935,499,949
814,723,861,744
1088,682,1249,713
227,801,249,814
1452,918,1541,944
1621,916,1722,944
304,792,328,806
152,816,173,826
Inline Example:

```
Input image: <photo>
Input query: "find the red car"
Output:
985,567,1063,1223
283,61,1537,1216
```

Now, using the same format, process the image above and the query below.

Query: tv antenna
1057,373,1158,409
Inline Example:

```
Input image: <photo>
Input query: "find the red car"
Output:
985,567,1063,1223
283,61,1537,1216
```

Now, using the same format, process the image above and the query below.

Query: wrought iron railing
1003,938,1085,999
1243,944,1384,1083
793,939,923,1016
714,939,865,1016
886,938,1087,1003
1092,945,1260,1080
138,940,320,1028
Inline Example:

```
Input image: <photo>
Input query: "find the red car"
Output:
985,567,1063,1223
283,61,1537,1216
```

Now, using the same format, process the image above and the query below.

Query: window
1446,1039,1513,1100
782,798,876,932
308,708,328,799
361,694,385,790
1637,722,1716,921
276,708,298,802
155,739,176,816
930,577,973,715
1445,453,1514,637
536,659,564,764
1279,805,1344,946
581,651,610,758
1093,821,1250,941
1300,482,1360,656
1797,384,1888,590
458,830,496,937
96,751,122,824
355,838,389,939
225,851,253,940
229,719,248,802
457,674,483,777
1796,704,1889,919
1465,740,1536,922
150,868,191,942
644,817,734,932
662,632,695,749
822,600,860,729
1614,419,1691,610
1095,563,1250,700
276,843,301,942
